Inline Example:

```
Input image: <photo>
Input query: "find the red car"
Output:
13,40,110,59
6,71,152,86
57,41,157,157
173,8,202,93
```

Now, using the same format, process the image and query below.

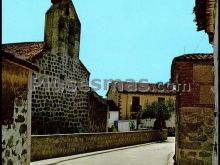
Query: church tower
45,0,81,59
31,0,90,134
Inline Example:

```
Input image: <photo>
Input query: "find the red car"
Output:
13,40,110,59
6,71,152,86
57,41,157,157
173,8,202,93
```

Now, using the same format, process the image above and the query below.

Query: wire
193,35,205,53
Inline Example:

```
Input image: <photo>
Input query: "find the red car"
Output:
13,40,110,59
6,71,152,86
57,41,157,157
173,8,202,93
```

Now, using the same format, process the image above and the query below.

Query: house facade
2,0,91,134
106,81,176,125
171,53,215,165
107,100,120,131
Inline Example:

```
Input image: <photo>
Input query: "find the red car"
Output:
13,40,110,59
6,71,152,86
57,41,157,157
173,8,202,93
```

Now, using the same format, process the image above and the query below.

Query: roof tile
173,53,213,62
2,42,44,61
110,81,176,94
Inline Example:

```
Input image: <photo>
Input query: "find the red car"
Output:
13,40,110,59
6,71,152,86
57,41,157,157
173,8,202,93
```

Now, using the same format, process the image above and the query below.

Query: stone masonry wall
31,130,167,161
178,107,214,165
88,91,108,132
31,54,89,134
171,59,215,165
2,98,30,165
31,0,90,134
2,60,32,165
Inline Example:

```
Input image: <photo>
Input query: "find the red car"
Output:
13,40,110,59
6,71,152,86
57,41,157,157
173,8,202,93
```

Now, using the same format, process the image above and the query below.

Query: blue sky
3,0,213,97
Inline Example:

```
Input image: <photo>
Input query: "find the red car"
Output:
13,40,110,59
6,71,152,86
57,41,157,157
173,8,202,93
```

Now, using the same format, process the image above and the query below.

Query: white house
107,100,119,130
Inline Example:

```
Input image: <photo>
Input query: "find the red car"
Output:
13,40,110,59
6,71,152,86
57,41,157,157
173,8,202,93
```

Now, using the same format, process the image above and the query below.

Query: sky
3,0,213,97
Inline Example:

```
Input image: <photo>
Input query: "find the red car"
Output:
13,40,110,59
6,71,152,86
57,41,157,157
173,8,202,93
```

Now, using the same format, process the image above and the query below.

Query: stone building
2,52,38,165
171,53,215,165
2,0,91,134
194,0,218,164
88,89,108,132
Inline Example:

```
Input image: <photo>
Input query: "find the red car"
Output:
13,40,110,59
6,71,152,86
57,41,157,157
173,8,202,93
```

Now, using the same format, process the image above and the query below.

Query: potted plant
129,120,135,131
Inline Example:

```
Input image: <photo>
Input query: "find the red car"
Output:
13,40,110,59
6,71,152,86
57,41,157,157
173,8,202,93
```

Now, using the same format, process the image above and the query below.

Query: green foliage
166,99,175,112
129,120,135,130
142,99,175,120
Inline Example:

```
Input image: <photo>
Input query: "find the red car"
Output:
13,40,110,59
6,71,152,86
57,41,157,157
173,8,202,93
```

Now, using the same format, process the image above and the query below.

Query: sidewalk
31,137,175,165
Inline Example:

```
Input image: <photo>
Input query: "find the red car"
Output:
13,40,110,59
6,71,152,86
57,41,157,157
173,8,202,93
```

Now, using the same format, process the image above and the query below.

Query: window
131,96,140,112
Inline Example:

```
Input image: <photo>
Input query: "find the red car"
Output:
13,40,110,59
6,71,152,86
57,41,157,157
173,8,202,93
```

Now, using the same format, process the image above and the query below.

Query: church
2,0,107,134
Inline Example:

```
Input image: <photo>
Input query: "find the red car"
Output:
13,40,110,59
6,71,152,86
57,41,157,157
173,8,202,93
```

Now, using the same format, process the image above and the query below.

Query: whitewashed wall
118,120,137,132
142,113,175,128
108,111,119,128
117,112,175,132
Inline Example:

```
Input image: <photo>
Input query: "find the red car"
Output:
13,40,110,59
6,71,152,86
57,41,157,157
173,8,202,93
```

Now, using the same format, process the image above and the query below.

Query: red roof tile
2,42,91,74
2,52,39,72
2,42,44,61
173,53,213,62
109,81,176,95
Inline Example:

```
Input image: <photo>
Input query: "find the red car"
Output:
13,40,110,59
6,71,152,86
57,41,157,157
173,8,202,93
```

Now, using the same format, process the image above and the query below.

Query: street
31,137,175,165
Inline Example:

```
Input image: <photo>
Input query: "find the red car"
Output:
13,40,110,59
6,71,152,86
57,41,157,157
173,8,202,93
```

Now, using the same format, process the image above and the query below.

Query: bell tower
44,0,81,58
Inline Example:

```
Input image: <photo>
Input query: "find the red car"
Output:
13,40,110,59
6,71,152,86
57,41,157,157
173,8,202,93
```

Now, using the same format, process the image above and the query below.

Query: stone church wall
31,53,90,134
31,0,90,134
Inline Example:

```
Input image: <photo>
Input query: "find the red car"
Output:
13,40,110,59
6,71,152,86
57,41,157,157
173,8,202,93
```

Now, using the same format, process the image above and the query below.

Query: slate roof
172,53,213,62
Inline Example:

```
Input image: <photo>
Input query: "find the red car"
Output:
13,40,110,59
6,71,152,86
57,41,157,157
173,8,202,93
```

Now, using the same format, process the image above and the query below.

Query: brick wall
171,58,215,165
31,130,167,161
172,62,199,107
172,61,214,108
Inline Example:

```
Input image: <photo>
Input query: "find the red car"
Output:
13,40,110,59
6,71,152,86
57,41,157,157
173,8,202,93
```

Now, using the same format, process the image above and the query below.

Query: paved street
31,137,175,165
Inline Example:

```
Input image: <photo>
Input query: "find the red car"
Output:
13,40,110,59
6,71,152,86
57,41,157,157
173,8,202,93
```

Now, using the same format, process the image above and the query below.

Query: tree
142,99,175,130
